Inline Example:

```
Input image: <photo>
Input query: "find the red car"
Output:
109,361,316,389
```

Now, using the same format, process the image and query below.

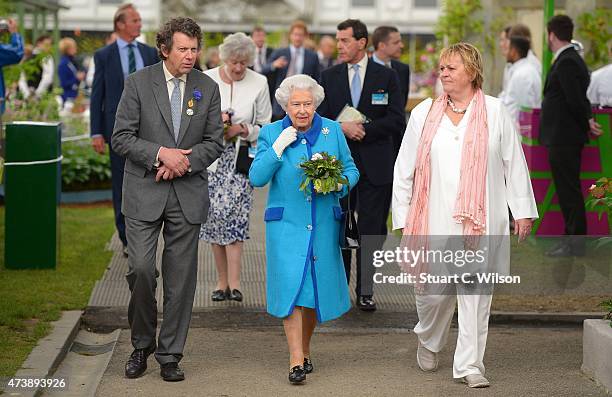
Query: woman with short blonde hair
392,42,537,388
57,37,83,104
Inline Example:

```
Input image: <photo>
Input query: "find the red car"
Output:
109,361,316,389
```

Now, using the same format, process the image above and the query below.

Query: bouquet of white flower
299,152,348,195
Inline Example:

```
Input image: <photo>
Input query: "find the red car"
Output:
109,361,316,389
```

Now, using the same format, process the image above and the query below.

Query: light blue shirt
116,37,144,78
371,53,391,68
289,45,304,74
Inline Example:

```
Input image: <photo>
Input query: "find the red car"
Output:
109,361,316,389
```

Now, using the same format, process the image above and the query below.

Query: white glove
272,126,297,157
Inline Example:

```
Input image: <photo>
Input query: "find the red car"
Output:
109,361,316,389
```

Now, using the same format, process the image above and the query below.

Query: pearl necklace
447,97,467,114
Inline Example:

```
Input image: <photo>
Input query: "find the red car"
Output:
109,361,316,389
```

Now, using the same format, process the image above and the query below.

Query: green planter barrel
4,122,61,269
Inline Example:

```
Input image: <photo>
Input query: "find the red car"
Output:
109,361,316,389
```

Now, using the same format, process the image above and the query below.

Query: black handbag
340,191,360,250
235,143,253,175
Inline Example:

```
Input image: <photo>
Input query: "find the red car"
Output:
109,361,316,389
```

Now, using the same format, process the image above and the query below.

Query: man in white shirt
251,26,272,74
509,24,542,75
499,24,542,97
500,36,542,125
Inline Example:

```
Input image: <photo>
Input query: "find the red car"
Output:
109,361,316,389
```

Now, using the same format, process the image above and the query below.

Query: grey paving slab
95,326,606,397
87,186,416,315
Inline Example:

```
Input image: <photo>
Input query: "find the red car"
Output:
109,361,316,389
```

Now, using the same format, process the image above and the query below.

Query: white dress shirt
254,45,268,73
526,50,541,75
162,60,186,108
500,57,542,125
288,45,305,75
587,63,612,107
348,54,368,92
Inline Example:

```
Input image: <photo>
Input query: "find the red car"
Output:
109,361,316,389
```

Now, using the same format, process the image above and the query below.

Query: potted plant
581,177,611,393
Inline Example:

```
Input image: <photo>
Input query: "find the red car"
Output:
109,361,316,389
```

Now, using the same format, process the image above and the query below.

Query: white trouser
413,291,493,378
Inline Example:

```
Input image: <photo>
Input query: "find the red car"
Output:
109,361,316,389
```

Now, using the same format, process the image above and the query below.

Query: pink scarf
401,90,488,284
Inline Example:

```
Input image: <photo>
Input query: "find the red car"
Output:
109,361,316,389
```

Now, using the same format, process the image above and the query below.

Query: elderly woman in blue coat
249,74,359,384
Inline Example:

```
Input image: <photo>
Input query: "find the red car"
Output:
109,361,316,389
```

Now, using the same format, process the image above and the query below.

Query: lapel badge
187,98,194,108
186,108,194,116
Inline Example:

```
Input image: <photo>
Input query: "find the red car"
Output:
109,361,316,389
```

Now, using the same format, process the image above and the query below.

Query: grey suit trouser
125,184,200,365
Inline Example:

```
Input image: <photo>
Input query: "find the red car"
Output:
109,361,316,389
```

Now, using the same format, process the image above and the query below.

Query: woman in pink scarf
392,43,537,388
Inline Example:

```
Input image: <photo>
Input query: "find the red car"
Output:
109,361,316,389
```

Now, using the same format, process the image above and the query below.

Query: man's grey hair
275,74,325,111
219,32,256,66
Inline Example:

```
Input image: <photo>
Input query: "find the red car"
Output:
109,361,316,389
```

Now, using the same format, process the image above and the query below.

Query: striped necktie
128,43,136,74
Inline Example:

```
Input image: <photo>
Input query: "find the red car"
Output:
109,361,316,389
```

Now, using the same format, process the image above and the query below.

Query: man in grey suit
112,17,223,382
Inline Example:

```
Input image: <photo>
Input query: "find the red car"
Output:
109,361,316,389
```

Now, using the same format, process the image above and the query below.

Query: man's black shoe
357,296,377,311
160,362,185,382
125,344,156,378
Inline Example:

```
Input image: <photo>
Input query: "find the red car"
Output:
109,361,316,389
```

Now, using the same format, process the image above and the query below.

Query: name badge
372,92,388,105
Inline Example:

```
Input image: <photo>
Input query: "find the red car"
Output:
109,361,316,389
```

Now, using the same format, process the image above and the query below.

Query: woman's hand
224,124,244,140
272,126,297,157
514,218,533,242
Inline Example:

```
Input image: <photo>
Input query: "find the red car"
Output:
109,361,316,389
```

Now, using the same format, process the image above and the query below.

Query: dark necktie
128,43,136,74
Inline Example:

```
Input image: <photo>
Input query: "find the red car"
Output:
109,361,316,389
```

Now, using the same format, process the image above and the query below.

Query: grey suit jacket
112,62,224,224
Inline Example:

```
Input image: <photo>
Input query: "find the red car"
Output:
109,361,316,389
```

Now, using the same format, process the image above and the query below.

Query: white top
392,95,538,236
500,57,542,125
162,61,186,108
526,50,541,76
347,54,368,92
18,55,54,99
204,67,272,143
587,63,612,107
500,50,541,97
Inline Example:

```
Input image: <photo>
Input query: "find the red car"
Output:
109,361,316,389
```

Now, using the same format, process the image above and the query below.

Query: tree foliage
577,9,612,70
435,0,484,46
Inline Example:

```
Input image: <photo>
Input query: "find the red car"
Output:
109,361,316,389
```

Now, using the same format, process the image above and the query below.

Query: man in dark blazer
371,25,410,155
262,20,320,119
318,19,406,311
112,17,223,381
90,4,159,256
539,15,602,257
250,26,275,101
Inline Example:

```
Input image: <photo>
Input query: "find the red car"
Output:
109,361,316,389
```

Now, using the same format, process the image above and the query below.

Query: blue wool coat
249,114,359,322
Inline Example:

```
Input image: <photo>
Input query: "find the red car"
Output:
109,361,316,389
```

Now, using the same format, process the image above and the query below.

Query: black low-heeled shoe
211,287,229,301
288,365,306,384
303,357,313,374
228,289,243,302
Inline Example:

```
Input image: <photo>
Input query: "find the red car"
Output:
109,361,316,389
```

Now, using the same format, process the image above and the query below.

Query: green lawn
0,204,115,377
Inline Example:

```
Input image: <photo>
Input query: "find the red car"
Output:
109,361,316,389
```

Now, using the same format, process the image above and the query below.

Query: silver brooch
322,127,329,139
186,109,194,116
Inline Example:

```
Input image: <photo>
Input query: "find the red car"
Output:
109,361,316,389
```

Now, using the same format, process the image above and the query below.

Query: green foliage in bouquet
299,152,348,195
